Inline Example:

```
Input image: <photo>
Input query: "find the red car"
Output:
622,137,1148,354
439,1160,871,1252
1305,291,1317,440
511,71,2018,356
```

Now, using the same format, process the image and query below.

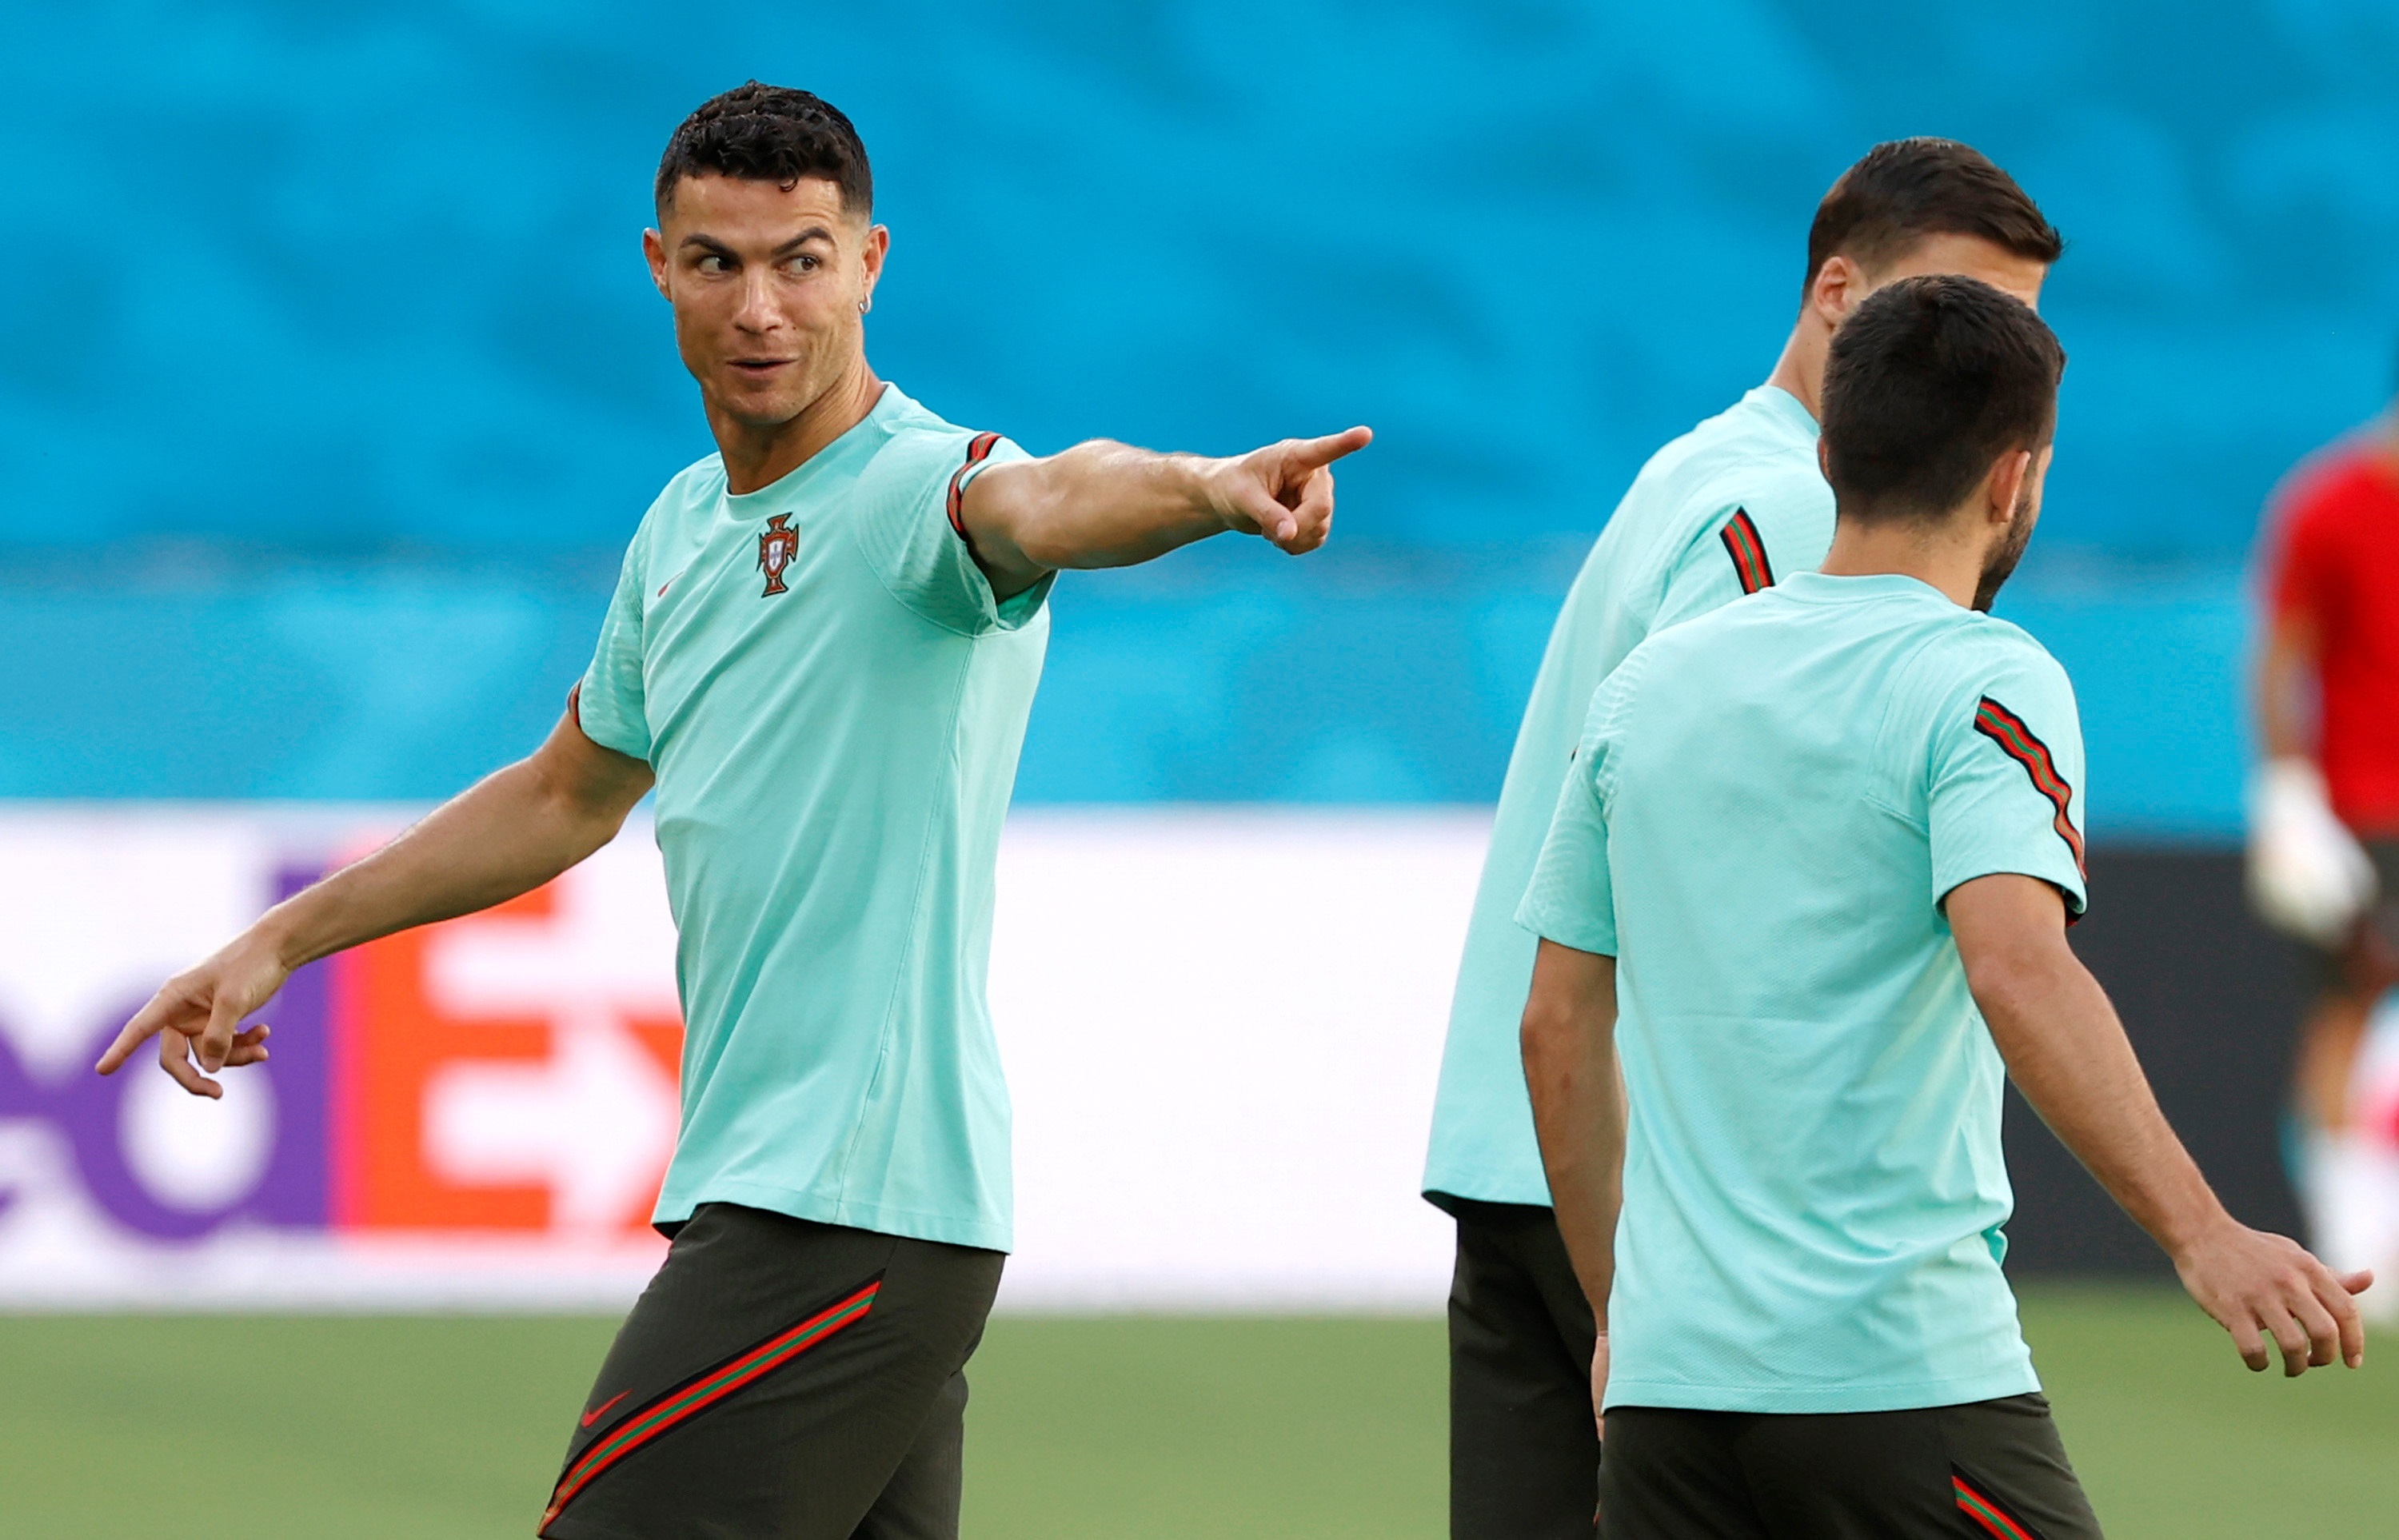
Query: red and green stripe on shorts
540,1275,883,1530
1954,1466,2047,1539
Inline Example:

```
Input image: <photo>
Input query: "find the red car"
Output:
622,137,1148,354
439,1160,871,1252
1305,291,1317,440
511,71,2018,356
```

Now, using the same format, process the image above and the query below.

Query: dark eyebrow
675,227,836,260
772,226,836,256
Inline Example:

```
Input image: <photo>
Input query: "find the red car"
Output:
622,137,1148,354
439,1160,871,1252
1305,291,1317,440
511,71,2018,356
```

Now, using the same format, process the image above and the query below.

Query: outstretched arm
957,427,1372,597
97,710,653,1096
1521,938,1626,1434
1948,873,2371,1374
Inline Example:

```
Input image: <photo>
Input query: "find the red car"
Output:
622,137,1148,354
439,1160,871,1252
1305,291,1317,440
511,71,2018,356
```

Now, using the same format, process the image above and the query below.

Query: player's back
1425,385,1831,1204
1526,569,2087,1411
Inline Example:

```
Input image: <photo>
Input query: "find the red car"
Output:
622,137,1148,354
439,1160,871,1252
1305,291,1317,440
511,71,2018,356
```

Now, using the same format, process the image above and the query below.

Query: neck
712,355,884,495
1763,313,1829,421
1818,510,1982,608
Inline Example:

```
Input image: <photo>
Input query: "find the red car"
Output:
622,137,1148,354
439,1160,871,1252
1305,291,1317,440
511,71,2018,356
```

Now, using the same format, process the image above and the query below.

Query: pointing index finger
98,989,183,1075
1288,425,1374,472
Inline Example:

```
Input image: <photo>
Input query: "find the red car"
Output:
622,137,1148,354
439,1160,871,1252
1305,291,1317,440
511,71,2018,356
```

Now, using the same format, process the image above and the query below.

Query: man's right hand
95,931,288,1098
91,708,651,1105
2172,1214,2370,1375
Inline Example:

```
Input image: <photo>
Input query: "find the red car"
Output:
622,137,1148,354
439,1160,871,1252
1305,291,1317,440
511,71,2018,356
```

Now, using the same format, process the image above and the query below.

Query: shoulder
657,452,727,503
874,389,1006,461
856,389,1019,501
1909,616,2075,730
1643,394,1831,551
1615,586,1761,684
625,453,725,553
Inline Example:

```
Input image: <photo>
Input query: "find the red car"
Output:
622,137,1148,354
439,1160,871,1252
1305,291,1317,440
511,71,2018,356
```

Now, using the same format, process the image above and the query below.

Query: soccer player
98,84,1368,1540
2253,379,2399,1271
1421,138,2061,1537
1518,275,2369,1537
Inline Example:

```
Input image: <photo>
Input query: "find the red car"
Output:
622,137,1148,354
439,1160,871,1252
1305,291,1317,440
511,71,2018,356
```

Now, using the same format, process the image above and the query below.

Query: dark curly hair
655,82,872,217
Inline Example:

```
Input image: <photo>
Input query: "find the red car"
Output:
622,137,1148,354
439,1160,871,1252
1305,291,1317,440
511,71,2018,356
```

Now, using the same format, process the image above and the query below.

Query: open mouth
727,358,794,379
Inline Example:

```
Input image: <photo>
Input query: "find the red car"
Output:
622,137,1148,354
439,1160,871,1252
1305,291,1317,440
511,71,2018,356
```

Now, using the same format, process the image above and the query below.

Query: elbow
996,501,1086,573
1519,995,1579,1072
1962,941,2061,1024
1010,530,1078,573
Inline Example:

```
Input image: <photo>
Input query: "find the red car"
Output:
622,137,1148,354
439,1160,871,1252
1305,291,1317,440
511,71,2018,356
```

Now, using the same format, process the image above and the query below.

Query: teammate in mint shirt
1423,139,2062,1539
100,84,1369,1540
1520,276,2371,1536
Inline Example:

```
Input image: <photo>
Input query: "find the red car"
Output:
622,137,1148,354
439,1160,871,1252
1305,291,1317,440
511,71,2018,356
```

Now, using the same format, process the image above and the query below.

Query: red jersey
2265,436,2399,834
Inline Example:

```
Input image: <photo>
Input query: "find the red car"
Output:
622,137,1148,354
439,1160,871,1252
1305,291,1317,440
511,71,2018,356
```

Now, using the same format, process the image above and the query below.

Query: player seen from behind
98,82,1370,1540
1519,276,2369,1537
1420,138,2061,1538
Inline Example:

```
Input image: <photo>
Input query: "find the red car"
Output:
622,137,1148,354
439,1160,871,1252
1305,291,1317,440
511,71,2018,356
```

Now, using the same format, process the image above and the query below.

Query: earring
858,298,871,315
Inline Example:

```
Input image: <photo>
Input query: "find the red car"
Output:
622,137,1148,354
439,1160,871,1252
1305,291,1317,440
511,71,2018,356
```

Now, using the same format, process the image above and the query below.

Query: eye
696,253,731,275
785,253,820,273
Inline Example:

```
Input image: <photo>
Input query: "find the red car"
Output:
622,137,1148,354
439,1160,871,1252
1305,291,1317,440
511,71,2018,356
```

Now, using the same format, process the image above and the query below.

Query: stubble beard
1971,487,2038,613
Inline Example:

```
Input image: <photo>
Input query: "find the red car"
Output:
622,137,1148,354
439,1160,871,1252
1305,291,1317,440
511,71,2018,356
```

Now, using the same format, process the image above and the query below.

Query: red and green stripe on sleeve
1719,508,1775,595
944,432,1003,538
1972,695,2086,884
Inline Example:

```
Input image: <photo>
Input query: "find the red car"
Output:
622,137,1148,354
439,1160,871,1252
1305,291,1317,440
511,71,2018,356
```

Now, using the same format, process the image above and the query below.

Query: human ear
1989,449,2032,525
1811,254,1863,327
859,223,890,308
642,227,671,301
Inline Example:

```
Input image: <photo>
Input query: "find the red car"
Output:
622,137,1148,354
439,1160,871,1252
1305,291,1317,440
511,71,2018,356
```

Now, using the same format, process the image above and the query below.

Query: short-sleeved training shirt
1423,385,1832,1207
576,384,1049,1252
1519,572,2088,1414
2261,436,2399,834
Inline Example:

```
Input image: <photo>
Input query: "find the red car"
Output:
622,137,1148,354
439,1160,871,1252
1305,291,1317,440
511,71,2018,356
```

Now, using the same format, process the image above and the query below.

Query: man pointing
102,82,1368,1540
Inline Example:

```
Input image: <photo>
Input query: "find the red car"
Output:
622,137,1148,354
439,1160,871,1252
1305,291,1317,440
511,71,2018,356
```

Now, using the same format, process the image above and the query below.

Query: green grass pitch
0,1286,2389,1537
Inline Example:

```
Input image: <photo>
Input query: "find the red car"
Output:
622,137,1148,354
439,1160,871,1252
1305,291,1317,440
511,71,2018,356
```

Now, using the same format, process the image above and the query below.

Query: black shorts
1599,1394,2102,1539
1438,1196,1603,1539
538,1203,1005,1540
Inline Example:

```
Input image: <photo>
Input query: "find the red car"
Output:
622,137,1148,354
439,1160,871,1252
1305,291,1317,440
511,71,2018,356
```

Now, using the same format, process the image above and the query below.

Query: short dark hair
1802,139,2062,305
1820,274,2066,522
655,82,872,217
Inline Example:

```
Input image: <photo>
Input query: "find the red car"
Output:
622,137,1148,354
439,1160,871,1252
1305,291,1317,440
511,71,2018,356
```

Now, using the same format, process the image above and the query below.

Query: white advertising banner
0,806,1481,1312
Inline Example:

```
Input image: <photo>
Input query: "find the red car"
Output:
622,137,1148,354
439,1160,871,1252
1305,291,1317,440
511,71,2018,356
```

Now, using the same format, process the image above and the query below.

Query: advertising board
0,808,1479,1311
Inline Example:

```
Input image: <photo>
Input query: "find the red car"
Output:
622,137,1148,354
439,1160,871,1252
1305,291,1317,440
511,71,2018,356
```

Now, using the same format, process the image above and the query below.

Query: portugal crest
757,513,800,596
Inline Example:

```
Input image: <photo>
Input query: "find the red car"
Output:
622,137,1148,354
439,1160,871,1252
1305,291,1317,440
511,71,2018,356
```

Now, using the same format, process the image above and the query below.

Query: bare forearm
1976,948,2225,1256
260,721,647,968
1950,873,2369,1378
1521,946,1626,1319
1528,1031,1624,1319
977,442,1227,575
960,426,1366,594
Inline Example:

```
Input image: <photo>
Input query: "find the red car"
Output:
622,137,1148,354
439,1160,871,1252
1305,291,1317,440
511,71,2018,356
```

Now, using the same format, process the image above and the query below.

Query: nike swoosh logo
581,1390,630,1429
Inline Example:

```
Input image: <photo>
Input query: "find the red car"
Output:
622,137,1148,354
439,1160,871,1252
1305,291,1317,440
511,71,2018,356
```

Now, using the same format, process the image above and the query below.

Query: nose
732,266,779,335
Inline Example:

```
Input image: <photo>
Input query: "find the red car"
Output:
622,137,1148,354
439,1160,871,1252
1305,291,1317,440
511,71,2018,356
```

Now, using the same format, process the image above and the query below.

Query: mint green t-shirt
1519,573,2089,1414
576,385,1050,1251
1423,385,1832,1206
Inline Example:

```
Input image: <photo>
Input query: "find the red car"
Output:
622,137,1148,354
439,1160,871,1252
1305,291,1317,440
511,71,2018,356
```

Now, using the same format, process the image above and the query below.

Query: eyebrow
677,226,836,258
